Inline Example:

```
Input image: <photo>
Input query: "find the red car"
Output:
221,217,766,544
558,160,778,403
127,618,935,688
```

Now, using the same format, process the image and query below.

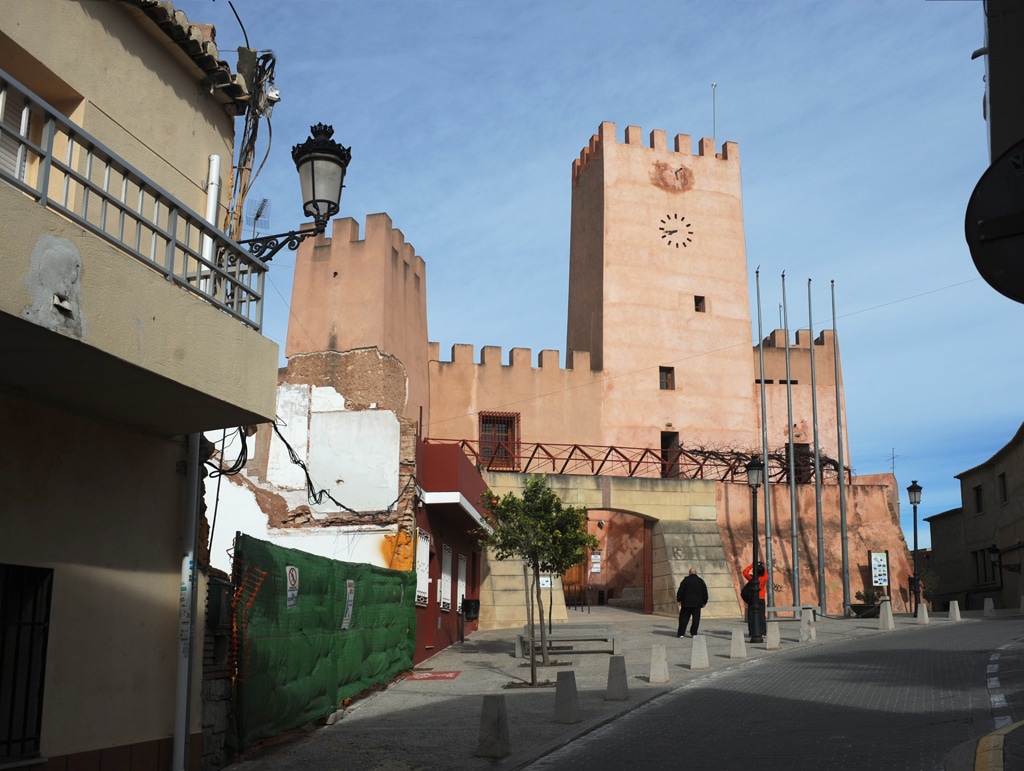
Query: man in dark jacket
676,567,709,637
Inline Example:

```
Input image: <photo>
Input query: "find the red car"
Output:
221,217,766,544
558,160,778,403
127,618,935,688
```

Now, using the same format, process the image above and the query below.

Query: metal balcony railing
0,68,266,330
422,437,850,485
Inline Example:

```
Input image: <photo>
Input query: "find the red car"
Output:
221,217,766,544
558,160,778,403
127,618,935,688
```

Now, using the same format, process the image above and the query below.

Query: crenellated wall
287,213,429,424
754,328,849,460
427,343,604,446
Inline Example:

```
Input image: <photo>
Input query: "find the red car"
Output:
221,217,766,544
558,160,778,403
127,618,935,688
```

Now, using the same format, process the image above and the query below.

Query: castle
212,122,913,653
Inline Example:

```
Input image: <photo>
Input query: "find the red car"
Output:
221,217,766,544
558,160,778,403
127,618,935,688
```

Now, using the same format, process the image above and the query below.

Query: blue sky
175,0,1017,549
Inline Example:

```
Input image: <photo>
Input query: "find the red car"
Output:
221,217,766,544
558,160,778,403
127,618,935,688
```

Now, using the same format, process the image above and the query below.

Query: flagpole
756,269,774,615
808,280,826,615
782,273,800,607
832,280,851,615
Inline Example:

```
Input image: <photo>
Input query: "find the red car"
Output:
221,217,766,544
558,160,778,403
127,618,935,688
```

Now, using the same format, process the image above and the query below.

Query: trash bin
462,599,480,621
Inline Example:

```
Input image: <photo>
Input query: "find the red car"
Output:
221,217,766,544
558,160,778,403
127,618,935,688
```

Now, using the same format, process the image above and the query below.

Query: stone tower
567,122,759,453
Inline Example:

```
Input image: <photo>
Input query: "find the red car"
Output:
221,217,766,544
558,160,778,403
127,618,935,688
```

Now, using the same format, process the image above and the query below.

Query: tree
481,476,598,685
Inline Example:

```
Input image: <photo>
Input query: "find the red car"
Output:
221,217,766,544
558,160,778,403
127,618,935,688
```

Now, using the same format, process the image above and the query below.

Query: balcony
0,68,278,435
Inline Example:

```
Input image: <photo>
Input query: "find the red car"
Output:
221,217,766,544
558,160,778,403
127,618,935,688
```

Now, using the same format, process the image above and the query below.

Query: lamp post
746,455,766,643
907,480,922,614
240,123,351,261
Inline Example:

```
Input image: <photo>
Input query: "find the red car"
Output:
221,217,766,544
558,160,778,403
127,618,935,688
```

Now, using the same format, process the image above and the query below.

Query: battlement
428,342,592,372
572,121,739,187
759,328,836,349
328,212,427,282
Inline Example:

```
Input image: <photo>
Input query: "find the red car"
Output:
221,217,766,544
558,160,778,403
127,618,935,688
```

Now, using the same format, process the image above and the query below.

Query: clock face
658,213,694,248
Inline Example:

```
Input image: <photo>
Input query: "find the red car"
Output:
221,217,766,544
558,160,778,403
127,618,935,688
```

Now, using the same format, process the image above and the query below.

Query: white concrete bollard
730,628,747,659
984,597,996,617
475,694,511,758
649,644,669,684
799,606,817,642
690,635,710,670
606,655,629,701
916,603,930,625
949,600,961,622
766,621,781,650
553,670,582,724
879,597,895,631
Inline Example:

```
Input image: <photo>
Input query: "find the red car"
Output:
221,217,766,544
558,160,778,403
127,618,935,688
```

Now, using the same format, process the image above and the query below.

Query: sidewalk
223,605,1014,771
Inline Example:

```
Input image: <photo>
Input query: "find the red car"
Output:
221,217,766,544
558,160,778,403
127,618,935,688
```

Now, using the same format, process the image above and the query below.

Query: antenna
889,448,898,475
711,82,717,142
245,197,271,239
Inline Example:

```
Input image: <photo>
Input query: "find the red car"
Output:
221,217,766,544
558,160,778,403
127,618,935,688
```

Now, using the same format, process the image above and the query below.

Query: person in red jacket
742,561,769,600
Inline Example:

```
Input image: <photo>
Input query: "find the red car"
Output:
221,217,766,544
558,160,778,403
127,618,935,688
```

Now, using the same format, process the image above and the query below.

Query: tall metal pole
808,280,826,615
755,270,775,615
782,274,800,607
832,281,851,615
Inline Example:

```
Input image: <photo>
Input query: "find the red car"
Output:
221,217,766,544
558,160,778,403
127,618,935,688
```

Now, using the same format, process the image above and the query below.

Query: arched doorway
563,509,654,613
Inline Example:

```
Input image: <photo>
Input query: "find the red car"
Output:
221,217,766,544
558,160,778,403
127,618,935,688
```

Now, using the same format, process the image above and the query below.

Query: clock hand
664,229,678,235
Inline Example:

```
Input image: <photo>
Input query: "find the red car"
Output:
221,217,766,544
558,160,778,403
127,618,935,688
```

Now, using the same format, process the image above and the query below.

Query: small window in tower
974,485,984,514
999,472,1008,504
694,296,706,313
659,367,675,390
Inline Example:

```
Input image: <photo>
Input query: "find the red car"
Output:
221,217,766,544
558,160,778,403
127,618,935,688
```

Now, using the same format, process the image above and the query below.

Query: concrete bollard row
553,670,581,724
984,597,996,617
799,606,816,642
475,694,511,758
730,628,746,659
879,597,895,631
606,655,629,701
766,621,781,650
690,634,710,670
916,603,930,625
649,644,669,684
949,600,961,622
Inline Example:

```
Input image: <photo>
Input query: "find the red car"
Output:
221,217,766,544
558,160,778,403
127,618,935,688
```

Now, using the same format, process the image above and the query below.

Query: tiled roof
119,0,250,114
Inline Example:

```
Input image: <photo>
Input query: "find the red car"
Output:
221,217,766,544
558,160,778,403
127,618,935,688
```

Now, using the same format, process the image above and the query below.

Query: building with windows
926,422,1024,611
0,1,276,767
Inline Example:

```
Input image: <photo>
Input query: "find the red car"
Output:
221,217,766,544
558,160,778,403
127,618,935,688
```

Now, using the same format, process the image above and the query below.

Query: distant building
0,1,275,768
926,422,1024,611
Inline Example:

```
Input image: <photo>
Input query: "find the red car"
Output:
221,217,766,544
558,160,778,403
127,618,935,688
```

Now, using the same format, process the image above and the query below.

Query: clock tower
567,122,759,451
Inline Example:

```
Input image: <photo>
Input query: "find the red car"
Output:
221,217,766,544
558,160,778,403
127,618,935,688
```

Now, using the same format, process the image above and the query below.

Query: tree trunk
534,563,550,666
523,562,536,686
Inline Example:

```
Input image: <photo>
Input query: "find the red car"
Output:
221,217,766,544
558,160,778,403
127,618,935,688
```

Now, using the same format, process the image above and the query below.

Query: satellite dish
965,136,1024,304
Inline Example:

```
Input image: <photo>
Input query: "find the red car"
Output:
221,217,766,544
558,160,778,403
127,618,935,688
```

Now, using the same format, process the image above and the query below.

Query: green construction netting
230,534,416,752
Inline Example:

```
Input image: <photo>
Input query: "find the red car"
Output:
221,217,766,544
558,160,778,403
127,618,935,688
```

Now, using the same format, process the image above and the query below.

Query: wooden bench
514,623,620,657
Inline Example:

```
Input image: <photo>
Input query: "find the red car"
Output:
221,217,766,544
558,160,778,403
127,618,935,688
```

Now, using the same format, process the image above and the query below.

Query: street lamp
907,480,922,614
240,123,351,261
746,455,766,643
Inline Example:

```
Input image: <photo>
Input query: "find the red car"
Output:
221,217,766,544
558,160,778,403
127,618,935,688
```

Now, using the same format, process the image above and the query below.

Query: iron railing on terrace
422,438,851,485
0,68,266,331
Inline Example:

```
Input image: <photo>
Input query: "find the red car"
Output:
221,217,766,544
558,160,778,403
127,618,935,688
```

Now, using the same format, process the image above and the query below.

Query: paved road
525,618,1024,771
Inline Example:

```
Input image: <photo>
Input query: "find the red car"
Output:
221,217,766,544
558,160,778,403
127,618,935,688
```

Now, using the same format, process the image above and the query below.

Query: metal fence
0,68,266,331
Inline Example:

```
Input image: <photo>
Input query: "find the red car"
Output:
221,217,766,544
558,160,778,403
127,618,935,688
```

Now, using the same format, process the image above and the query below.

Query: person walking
676,567,709,637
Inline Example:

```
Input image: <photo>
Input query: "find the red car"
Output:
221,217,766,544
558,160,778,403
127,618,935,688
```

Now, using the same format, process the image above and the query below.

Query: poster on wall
539,575,552,588
415,528,430,606
342,579,355,630
591,552,601,573
440,544,452,612
457,554,467,613
870,551,889,587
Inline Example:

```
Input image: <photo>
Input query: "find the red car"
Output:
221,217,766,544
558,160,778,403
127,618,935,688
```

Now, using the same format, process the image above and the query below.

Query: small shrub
855,587,882,605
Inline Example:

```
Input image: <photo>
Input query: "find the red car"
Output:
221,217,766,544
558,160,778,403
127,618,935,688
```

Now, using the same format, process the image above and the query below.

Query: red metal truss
422,438,850,485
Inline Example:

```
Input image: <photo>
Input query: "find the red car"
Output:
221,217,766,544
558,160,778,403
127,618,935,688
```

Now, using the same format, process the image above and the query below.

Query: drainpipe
173,156,220,770
173,434,201,771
